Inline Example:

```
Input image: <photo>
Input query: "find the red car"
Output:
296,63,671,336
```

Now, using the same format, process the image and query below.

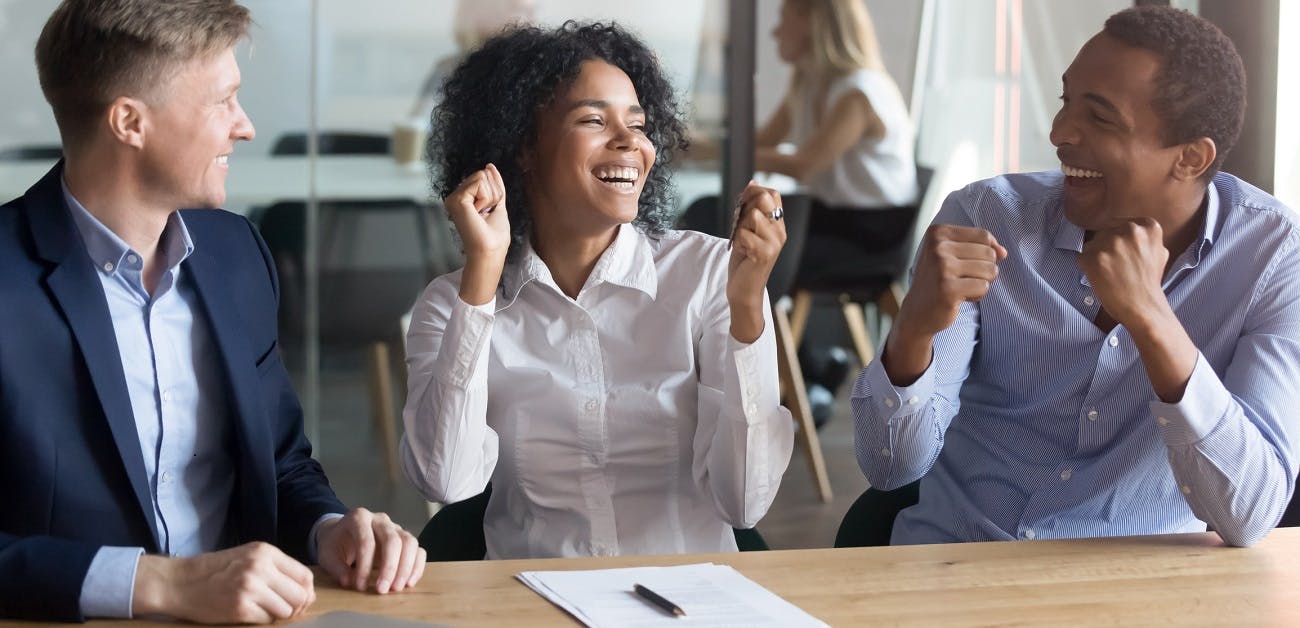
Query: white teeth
1061,164,1102,179
594,166,640,181
216,155,229,165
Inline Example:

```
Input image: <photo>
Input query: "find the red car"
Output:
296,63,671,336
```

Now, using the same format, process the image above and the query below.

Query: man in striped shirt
853,6,1298,547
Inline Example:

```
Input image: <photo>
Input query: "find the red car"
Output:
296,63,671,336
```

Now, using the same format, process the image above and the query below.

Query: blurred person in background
759,0,919,276
407,0,536,123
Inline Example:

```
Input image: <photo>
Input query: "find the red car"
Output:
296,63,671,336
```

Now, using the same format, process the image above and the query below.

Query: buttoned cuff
79,546,145,619
436,296,496,389
1150,353,1232,446
862,354,937,421
730,335,773,426
308,512,347,564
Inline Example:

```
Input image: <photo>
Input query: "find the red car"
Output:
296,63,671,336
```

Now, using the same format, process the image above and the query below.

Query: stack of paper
516,562,828,627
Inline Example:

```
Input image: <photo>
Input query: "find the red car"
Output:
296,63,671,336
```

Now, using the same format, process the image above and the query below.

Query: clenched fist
884,224,1007,385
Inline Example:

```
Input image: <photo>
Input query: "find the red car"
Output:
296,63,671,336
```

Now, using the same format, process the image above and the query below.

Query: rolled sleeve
852,352,951,490
858,355,939,423
78,546,145,619
1151,353,1233,447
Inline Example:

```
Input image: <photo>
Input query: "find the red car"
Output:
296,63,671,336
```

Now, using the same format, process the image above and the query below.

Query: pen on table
633,583,686,617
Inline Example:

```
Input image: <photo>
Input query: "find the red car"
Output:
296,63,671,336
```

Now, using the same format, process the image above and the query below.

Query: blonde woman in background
759,0,919,275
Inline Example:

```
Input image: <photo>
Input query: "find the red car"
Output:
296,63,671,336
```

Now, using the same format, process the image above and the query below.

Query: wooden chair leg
790,290,813,349
841,296,876,367
367,341,401,483
774,305,834,503
878,282,904,319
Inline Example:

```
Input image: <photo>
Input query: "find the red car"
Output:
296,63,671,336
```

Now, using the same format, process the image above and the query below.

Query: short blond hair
35,0,251,147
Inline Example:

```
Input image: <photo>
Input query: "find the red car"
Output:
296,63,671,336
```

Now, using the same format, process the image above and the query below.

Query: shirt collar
1050,178,1221,260
501,223,658,305
61,178,196,276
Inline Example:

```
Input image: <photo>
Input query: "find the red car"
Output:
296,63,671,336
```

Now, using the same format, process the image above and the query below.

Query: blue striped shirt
853,171,1300,547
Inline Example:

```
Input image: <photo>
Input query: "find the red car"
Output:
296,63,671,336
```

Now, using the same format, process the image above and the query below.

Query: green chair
418,484,769,561
833,481,921,548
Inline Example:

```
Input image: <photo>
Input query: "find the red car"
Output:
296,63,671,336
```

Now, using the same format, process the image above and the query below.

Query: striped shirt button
1084,295,1095,306
1060,469,1072,481
1108,336,1119,347
1023,529,1037,540
880,448,891,457
907,396,919,405
1087,409,1099,422
1157,416,1170,426
1181,485,1192,495
884,398,895,408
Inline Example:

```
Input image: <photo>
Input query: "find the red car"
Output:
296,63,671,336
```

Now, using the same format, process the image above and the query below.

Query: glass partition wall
0,0,729,533
5,0,1289,543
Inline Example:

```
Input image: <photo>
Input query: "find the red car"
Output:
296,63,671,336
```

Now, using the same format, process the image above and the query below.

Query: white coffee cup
392,119,428,166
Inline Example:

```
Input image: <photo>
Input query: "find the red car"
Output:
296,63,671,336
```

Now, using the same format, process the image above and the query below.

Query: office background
1,0,1295,546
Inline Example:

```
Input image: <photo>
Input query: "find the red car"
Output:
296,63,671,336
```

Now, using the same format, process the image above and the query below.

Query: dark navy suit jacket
0,165,346,621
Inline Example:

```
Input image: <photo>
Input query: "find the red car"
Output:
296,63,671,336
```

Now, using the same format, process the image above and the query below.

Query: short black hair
1103,6,1245,178
430,21,688,259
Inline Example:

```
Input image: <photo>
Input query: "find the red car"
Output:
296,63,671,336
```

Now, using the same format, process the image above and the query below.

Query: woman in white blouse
400,22,795,559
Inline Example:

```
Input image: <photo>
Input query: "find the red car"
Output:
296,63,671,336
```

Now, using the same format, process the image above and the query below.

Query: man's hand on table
132,541,315,624
316,507,427,594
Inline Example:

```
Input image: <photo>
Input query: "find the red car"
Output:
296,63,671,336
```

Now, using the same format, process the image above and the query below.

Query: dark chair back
417,485,769,561
833,481,921,547
1282,477,1300,527
270,132,391,156
673,192,810,302
764,193,811,302
675,194,726,238
256,198,437,345
0,145,62,161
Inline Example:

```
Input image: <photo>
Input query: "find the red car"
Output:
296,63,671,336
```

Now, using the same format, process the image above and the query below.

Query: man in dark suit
0,1,426,622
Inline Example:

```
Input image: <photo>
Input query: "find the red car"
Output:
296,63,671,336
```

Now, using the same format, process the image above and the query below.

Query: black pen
633,583,686,617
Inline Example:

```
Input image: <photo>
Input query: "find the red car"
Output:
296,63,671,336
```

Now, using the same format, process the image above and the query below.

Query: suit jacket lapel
182,229,278,545
25,164,160,551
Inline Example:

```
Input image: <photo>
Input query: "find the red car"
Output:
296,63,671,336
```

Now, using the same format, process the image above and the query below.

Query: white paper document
516,562,828,627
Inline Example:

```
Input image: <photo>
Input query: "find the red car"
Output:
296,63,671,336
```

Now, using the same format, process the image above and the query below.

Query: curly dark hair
429,21,689,259
1103,6,1245,178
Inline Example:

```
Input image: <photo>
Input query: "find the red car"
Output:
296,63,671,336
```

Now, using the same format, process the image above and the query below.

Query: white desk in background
0,156,770,217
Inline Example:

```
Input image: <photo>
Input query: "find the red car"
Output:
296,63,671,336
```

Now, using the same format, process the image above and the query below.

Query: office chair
270,131,391,156
416,484,769,561
833,481,921,547
1282,478,1300,527
0,145,63,161
789,142,979,367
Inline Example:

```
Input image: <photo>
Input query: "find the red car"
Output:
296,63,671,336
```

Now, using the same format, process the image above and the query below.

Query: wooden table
21,528,1296,627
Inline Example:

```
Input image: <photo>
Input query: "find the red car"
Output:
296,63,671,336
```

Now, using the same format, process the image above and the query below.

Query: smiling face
138,47,255,210
1050,34,1187,231
525,59,655,233
772,0,812,64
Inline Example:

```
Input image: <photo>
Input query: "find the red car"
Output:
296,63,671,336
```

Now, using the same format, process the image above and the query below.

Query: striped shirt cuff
862,354,937,421
1150,353,1232,446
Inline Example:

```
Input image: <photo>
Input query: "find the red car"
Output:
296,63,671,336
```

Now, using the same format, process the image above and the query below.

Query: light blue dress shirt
63,183,235,618
854,171,1300,548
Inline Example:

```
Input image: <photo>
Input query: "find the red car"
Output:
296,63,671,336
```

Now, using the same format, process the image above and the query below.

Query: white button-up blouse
400,225,794,559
